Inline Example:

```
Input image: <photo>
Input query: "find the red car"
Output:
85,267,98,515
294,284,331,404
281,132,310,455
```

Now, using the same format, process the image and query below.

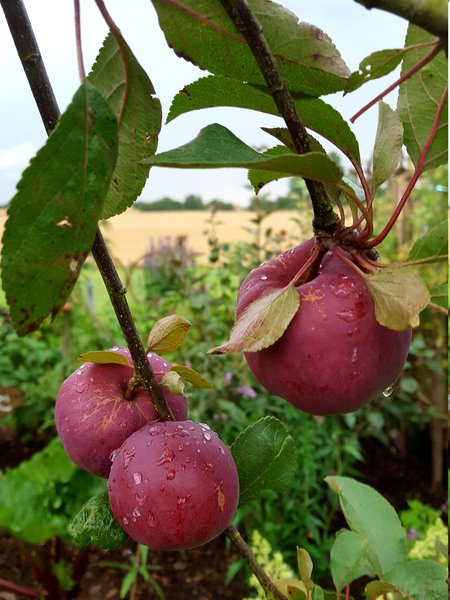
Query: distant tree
207,199,235,211
135,197,183,211
183,194,204,210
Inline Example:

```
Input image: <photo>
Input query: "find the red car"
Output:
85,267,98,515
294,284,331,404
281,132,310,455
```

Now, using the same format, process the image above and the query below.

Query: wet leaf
145,124,342,184
208,284,300,354
152,0,349,96
364,268,430,330
160,371,185,396
69,492,128,550
397,28,447,172
76,350,131,367
170,363,213,389
146,315,192,354
408,220,447,262
167,75,360,163
231,416,297,504
372,102,403,190
1,85,117,336
88,33,162,218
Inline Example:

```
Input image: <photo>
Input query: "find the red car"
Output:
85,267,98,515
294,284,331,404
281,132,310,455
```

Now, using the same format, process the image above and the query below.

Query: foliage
408,518,448,566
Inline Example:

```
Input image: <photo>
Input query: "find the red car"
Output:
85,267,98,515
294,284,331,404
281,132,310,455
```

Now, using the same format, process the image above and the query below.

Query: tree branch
0,0,173,420
353,0,448,42
219,0,341,235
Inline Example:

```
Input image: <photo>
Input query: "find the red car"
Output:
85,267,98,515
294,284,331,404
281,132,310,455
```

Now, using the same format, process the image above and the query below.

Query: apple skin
55,348,187,477
108,420,239,550
236,239,412,415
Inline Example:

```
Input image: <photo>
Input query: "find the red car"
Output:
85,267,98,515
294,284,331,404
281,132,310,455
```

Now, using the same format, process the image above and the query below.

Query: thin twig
219,0,340,234
73,0,86,82
0,0,173,420
350,42,443,123
0,577,46,598
226,526,288,600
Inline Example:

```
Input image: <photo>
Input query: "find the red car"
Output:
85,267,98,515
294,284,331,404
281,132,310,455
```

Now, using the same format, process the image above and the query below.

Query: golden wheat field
0,208,307,265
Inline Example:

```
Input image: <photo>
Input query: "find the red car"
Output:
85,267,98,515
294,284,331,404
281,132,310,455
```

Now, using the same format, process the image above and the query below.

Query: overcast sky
0,1,407,206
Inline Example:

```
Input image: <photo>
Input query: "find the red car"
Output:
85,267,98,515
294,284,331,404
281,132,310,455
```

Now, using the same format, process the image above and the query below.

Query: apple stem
219,0,341,235
2,0,174,421
366,83,448,249
332,247,373,276
226,526,288,600
350,41,443,123
289,245,324,287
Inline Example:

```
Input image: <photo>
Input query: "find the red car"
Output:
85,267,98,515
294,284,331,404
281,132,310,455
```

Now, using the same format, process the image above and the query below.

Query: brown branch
219,0,340,235
0,0,173,420
226,526,288,600
352,0,448,43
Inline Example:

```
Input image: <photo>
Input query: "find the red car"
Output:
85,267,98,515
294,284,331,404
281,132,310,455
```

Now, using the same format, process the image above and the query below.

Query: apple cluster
236,239,411,415
55,348,239,550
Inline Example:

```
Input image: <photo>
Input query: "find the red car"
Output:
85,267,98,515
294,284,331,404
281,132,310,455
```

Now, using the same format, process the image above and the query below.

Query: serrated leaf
397,28,447,172
160,370,185,395
208,284,299,354
372,102,403,190
76,350,131,367
88,33,162,218
297,548,314,591
429,284,447,309
168,75,360,163
345,48,409,93
170,363,213,389
152,0,349,96
68,492,128,550
231,416,297,504
408,220,447,261
364,268,430,330
247,145,293,193
330,530,375,591
326,477,407,576
146,315,192,354
145,124,342,184
1,85,117,336
384,559,448,600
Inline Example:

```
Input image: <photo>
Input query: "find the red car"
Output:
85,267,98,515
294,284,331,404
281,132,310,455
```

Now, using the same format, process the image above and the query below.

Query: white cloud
0,142,36,171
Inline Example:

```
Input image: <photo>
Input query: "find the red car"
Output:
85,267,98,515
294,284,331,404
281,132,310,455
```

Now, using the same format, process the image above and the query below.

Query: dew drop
111,346,119,351
132,507,141,518
76,383,87,393
203,432,212,441
132,471,142,485
351,347,358,364
178,444,184,451
163,362,168,367
203,462,215,474
147,512,157,527
219,447,225,456
149,425,161,436
260,275,268,280
383,386,394,397
185,457,190,464
147,353,153,358
135,490,147,504
122,516,129,526
89,377,94,383
188,426,195,431
166,468,176,481
109,449,119,463
123,448,135,468
157,448,175,465
177,495,191,508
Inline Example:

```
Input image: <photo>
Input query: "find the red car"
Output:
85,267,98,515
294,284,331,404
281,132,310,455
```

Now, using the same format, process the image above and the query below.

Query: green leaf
152,0,349,96
429,284,447,309
160,370,185,395
120,570,138,599
247,145,293,193
231,416,297,504
0,438,104,545
89,33,162,219
345,47,410,93
364,581,399,596
77,350,131,367
384,559,448,600
168,75,360,163
170,363,213,389
1,85,117,336
364,268,430,330
330,530,375,591
397,28,447,172
146,315,192,354
68,492,128,550
325,476,407,576
408,221,448,262
372,102,403,190
145,124,342,184
297,548,314,592
208,284,300,354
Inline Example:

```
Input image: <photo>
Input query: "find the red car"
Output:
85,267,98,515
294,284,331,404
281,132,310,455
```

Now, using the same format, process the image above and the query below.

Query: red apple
236,239,411,415
55,348,187,477
108,420,239,550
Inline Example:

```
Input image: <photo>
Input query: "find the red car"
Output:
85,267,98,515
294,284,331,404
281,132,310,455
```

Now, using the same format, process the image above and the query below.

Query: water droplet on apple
123,448,135,468
203,462,215,474
166,468,176,480
135,490,147,504
147,352,153,358
132,471,142,485
203,432,212,442
89,377,94,383
110,449,119,463
177,495,191,508
351,347,358,364
76,383,87,393
111,346,119,351
122,516,129,525
260,275,268,280
132,507,141,518
383,386,394,397
157,448,175,465
147,512,157,527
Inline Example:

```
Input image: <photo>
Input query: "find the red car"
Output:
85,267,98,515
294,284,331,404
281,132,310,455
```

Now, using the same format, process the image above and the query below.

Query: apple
108,420,239,550
236,239,412,415
55,348,187,477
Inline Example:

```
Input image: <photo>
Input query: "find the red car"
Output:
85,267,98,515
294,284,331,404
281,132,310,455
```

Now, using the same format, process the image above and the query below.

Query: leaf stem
0,577,45,598
226,526,288,600
73,0,86,83
350,42,443,123
367,83,448,248
1,0,174,420
219,0,340,234
428,302,448,316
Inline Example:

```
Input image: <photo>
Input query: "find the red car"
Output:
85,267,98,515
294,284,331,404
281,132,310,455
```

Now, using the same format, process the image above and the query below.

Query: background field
0,208,307,265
